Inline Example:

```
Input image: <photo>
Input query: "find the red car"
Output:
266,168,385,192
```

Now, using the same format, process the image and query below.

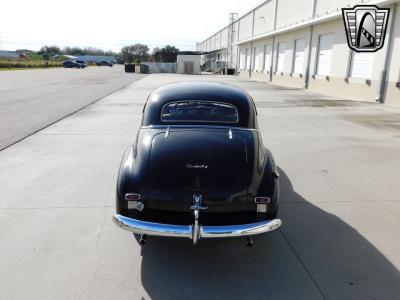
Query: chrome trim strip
141,125,259,132
165,126,170,138
200,219,282,238
113,214,282,242
160,100,240,124
113,215,193,239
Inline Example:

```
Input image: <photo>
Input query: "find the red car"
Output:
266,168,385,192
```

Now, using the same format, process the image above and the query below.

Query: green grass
0,58,63,69
0,67,63,71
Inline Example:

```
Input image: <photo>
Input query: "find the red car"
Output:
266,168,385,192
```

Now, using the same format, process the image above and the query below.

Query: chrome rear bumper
113,214,282,244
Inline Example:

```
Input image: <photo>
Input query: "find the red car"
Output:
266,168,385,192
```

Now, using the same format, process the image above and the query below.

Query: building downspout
236,20,241,75
376,3,397,103
269,36,275,81
269,0,279,82
304,0,317,89
250,41,253,78
304,26,314,89
249,9,256,79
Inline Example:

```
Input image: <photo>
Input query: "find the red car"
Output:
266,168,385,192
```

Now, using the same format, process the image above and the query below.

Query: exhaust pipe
140,234,148,245
246,237,253,248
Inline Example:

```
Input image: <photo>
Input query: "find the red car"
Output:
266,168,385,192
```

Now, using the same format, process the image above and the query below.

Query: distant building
0,50,19,59
75,55,116,63
176,51,202,75
197,0,400,107
140,62,176,74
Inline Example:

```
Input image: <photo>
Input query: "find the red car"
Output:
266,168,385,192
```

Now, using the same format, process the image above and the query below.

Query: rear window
161,100,239,124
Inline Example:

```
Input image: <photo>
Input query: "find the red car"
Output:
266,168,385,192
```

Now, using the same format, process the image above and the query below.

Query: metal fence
140,62,176,74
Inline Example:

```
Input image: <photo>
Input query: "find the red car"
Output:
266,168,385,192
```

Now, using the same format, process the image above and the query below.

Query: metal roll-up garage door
264,44,272,73
276,42,286,72
253,47,258,71
293,38,306,74
240,50,246,70
350,52,374,79
246,48,251,70
316,33,334,76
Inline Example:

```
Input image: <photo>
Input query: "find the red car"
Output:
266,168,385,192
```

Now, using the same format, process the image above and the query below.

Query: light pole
0,32,4,51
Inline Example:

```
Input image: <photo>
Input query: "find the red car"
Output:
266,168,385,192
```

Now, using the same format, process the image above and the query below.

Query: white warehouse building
197,0,400,107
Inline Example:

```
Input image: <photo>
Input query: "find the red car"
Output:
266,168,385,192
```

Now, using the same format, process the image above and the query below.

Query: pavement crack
279,228,328,300
78,203,108,300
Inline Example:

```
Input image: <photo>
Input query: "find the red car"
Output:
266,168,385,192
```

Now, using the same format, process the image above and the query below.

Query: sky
0,0,262,52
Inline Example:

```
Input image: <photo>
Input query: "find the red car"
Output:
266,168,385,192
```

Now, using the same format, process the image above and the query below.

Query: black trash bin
125,64,136,73
227,68,236,75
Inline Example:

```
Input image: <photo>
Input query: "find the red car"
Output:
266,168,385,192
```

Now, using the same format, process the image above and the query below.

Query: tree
151,47,161,62
37,45,61,56
62,46,85,56
152,45,180,63
120,44,149,64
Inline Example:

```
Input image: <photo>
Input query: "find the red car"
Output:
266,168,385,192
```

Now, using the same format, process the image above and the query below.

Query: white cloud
0,0,262,51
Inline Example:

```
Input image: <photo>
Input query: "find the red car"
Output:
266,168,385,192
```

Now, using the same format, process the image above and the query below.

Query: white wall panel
233,22,239,44
211,35,217,49
254,0,275,36
276,0,312,29
221,28,229,47
239,13,253,41
315,0,352,17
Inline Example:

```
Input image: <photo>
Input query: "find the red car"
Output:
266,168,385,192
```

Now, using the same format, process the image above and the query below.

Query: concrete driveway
0,74,399,300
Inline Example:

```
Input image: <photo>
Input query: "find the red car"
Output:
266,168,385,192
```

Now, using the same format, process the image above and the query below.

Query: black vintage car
113,82,282,246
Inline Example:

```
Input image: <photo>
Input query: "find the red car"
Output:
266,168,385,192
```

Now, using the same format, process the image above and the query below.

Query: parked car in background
75,60,88,68
96,61,113,67
63,60,83,68
113,82,282,247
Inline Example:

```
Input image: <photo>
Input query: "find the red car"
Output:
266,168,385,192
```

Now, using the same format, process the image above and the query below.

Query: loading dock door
184,61,194,74
316,33,334,76
293,39,305,74
240,50,246,70
246,48,251,70
264,44,272,73
256,48,263,72
350,52,374,79
253,47,258,71
276,42,286,72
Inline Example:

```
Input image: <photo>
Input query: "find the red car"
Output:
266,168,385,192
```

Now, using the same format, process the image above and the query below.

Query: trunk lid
146,128,249,212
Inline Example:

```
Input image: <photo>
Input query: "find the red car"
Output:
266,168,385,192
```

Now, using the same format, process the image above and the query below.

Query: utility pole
0,32,4,50
227,12,238,70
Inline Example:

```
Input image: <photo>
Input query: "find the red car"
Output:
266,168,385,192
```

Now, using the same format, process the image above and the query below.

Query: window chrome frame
160,100,240,124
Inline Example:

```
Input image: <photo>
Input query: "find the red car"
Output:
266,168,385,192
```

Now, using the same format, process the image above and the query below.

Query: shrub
0,58,62,69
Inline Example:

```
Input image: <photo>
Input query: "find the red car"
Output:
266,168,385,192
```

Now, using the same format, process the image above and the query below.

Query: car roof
142,82,257,128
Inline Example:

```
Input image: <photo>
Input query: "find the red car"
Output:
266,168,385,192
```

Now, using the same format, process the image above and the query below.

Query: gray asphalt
0,74,399,299
0,66,144,150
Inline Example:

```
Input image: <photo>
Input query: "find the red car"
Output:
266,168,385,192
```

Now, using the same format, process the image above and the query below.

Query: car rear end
113,87,282,244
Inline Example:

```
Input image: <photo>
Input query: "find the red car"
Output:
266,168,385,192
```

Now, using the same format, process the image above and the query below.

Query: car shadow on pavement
139,168,400,300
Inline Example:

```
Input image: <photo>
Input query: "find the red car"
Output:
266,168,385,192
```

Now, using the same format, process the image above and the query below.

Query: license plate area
256,204,268,213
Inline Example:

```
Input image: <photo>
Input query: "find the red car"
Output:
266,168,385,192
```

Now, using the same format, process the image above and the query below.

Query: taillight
254,197,271,204
125,193,142,201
